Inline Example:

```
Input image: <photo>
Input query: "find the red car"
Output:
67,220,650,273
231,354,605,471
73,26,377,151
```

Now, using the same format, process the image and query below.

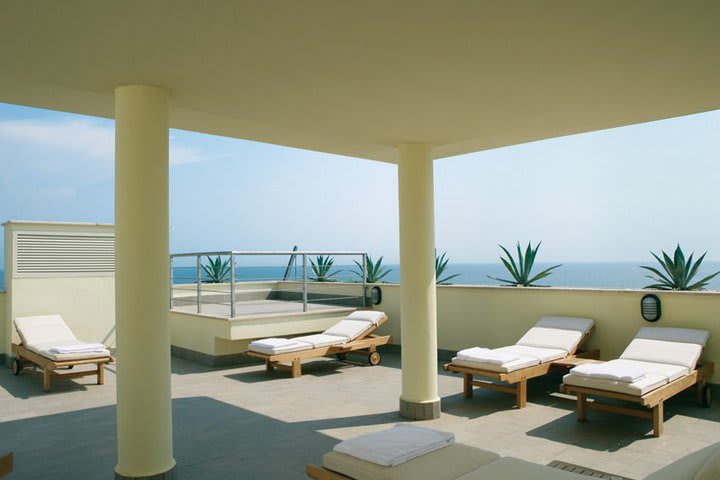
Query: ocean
5,262,720,291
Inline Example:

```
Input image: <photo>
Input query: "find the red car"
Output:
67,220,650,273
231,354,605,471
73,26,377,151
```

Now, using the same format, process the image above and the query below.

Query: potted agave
488,241,561,287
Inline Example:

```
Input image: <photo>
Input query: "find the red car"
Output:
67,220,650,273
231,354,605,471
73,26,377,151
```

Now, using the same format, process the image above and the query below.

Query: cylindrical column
397,143,440,420
114,85,176,479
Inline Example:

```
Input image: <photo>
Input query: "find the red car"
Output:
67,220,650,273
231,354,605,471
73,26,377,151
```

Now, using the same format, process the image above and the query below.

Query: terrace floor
1,351,719,479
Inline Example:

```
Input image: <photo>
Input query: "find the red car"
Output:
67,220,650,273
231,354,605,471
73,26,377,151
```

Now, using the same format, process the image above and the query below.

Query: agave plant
641,245,720,291
202,255,231,283
352,255,392,283
487,242,561,287
309,255,341,282
436,250,460,285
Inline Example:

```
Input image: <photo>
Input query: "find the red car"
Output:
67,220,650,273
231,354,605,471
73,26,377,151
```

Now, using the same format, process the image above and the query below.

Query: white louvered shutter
14,232,115,277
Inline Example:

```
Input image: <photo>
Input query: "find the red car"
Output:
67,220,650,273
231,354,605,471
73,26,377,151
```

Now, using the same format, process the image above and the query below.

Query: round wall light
641,294,661,322
371,286,382,305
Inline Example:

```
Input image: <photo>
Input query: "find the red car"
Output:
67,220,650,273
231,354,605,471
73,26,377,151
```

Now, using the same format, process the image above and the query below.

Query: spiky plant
487,242,562,287
352,255,392,283
202,255,231,283
310,255,341,282
641,245,720,291
436,250,460,285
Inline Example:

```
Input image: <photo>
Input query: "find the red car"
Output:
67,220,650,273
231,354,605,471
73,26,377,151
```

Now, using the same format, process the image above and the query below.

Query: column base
115,465,176,480
399,397,441,420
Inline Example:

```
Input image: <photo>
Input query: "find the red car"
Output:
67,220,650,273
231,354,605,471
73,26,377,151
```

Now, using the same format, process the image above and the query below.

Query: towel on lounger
571,362,646,383
249,338,302,349
456,347,521,365
48,343,107,354
333,424,454,467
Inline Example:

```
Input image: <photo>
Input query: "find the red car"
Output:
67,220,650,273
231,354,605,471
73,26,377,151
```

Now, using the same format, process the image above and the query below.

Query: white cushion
292,333,347,348
499,345,567,363
323,443,500,480
636,326,709,347
451,355,539,373
27,340,111,361
248,341,313,355
620,338,702,371
645,443,720,480
14,315,78,347
347,310,386,325
515,316,594,353
457,457,589,480
324,320,374,341
564,371,668,396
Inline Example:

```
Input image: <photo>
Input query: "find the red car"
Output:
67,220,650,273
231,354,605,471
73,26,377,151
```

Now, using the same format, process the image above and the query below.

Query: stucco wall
0,291,6,357
371,283,720,380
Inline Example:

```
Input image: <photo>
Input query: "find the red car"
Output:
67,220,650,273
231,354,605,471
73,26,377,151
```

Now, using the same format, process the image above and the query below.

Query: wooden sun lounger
0,452,12,479
443,326,597,408
562,361,714,437
247,333,391,378
11,343,113,393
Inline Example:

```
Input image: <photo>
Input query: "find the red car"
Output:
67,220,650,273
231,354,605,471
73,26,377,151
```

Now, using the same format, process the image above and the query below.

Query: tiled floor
1,351,719,479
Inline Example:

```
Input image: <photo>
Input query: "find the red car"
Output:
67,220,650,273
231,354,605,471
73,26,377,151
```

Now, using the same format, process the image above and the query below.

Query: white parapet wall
2,221,116,361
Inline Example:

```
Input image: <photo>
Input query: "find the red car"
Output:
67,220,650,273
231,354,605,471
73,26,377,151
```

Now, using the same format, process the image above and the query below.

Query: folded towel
571,362,646,383
333,424,454,467
48,343,107,354
456,347,521,365
249,338,301,349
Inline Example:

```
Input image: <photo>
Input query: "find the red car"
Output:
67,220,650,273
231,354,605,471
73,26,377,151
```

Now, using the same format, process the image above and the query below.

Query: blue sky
0,102,719,268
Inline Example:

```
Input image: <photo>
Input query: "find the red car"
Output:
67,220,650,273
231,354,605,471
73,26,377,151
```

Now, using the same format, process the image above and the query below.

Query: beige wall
2,221,116,356
372,284,720,381
0,291,6,357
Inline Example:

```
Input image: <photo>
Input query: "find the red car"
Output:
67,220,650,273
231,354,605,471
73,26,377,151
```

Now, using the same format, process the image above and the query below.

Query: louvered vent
15,232,115,276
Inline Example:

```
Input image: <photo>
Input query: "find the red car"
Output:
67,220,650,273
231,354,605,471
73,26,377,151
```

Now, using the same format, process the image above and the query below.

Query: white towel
48,343,107,354
571,362,646,383
249,338,300,349
333,424,454,467
456,347,520,365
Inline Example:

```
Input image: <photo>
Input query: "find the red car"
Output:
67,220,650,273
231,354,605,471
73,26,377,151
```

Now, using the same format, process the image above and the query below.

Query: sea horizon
4,261,720,292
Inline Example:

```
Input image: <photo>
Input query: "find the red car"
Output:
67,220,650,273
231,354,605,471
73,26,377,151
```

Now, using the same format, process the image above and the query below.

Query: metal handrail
169,250,368,317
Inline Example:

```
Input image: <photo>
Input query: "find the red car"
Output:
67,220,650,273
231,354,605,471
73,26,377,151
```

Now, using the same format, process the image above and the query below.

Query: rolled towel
48,343,107,354
456,347,521,365
333,424,454,467
571,362,646,383
249,338,301,349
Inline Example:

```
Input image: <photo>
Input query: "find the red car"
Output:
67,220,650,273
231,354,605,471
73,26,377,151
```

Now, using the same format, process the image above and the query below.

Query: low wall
370,283,720,381
0,291,5,361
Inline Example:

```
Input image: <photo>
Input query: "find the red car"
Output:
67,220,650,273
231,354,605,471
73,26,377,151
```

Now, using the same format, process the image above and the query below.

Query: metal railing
169,250,368,318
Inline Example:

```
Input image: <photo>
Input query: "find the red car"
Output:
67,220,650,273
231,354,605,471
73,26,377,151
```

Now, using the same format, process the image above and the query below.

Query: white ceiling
1,1,718,163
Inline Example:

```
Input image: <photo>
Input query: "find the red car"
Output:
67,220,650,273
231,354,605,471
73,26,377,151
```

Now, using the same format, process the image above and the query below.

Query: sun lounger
443,316,597,408
11,315,114,392
246,310,391,378
562,326,713,436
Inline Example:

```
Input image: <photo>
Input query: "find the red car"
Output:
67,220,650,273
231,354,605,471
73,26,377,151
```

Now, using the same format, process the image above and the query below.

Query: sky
0,102,719,268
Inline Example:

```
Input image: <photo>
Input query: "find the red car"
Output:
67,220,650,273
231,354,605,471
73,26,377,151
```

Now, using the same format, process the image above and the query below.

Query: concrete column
114,85,175,479
397,143,440,420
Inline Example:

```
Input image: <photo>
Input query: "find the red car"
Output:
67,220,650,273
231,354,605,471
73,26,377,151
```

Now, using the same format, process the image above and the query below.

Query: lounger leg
653,402,664,437
577,393,587,421
516,379,527,408
42,367,51,393
463,373,473,398
697,379,706,404
265,360,275,374
97,362,105,385
291,358,301,378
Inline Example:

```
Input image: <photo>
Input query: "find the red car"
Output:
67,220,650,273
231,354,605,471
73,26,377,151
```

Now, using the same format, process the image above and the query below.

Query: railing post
196,255,202,314
302,254,308,312
169,256,174,309
362,253,368,307
230,253,236,318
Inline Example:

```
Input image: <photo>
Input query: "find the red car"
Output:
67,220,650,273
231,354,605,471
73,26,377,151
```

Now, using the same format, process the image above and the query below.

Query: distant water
3,262,720,291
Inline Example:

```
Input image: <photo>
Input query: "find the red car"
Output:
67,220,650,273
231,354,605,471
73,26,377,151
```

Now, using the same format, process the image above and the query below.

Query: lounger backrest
620,327,709,371
14,315,78,347
515,316,594,353
323,310,387,341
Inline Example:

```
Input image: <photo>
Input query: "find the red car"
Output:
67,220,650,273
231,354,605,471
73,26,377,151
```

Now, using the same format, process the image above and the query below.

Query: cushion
248,341,313,355
347,310,386,325
620,338,703,371
457,457,588,480
322,443,500,480
451,355,539,373
324,320,374,341
563,371,668,396
636,327,709,347
643,442,720,480
499,345,568,363
536,316,595,332
27,341,111,361
516,327,583,353
291,333,347,348
14,315,78,347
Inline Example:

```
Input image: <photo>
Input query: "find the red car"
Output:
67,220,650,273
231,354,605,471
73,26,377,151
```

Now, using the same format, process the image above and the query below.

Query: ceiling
1,1,718,163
